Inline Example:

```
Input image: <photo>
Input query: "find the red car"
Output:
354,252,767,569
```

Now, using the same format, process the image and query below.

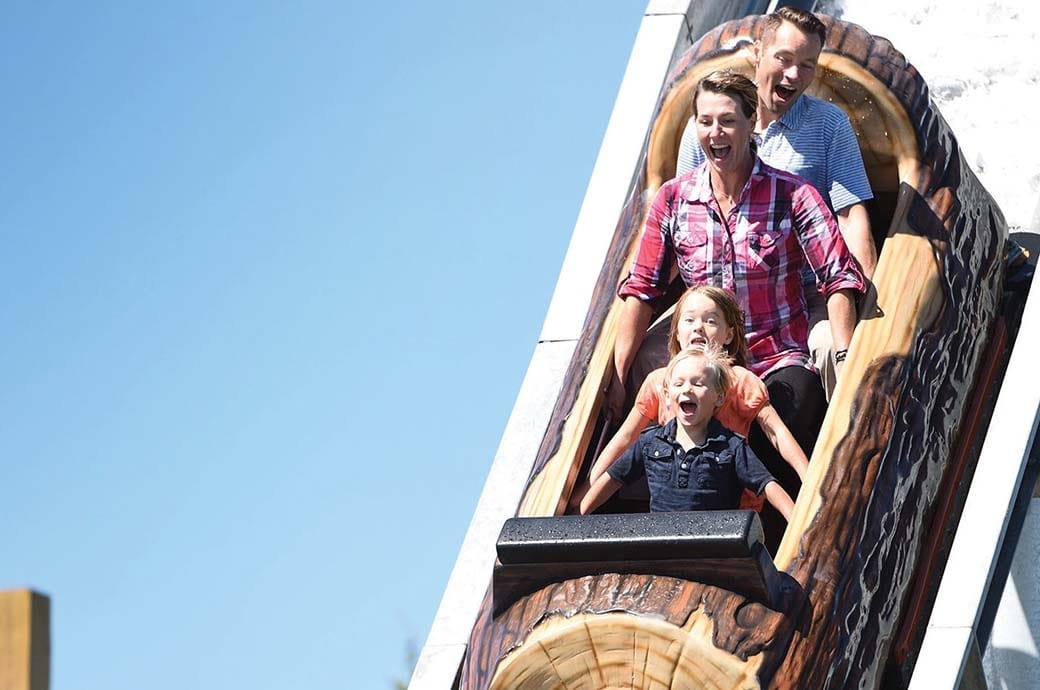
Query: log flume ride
458,13,1022,690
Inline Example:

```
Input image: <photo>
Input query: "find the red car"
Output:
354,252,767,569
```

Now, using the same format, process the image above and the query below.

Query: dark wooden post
0,589,50,690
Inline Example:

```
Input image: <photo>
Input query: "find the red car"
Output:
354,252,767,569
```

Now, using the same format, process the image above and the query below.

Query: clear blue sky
1,2,645,688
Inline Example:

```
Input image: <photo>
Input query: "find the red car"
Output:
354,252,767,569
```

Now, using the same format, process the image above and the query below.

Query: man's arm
836,202,877,279
826,288,858,354
824,103,876,280
606,296,654,418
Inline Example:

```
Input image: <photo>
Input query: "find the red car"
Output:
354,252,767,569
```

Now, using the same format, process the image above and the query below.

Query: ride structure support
0,589,50,690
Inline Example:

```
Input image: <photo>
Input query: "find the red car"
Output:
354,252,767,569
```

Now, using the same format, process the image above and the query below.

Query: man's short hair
764,6,826,46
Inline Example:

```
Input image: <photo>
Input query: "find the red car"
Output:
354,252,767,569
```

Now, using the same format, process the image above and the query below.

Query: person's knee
808,317,833,365
765,367,826,454
808,318,840,400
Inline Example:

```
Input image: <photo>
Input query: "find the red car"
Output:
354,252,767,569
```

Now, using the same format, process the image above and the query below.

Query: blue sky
1,2,645,687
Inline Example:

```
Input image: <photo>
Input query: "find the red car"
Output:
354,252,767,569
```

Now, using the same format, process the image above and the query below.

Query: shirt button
681,462,689,470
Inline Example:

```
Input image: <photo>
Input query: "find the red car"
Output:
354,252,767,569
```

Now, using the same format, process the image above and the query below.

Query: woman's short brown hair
692,69,758,120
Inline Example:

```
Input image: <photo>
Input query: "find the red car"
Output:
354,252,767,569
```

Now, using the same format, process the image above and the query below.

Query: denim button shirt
608,418,775,513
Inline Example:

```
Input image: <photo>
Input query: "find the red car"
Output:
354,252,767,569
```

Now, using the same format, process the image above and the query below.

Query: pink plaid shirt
619,158,865,377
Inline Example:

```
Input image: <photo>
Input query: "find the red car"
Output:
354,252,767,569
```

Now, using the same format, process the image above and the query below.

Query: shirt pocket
747,223,787,270
696,451,735,490
643,446,676,487
671,220,709,253
671,220,710,283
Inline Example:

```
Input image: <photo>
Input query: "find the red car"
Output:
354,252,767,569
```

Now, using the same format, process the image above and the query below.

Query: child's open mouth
678,400,698,416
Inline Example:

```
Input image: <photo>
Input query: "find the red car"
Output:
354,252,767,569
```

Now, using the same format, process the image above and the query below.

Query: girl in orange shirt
584,285,809,505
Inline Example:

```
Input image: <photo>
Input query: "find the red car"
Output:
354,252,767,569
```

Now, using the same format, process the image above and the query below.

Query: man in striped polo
676,7,876,401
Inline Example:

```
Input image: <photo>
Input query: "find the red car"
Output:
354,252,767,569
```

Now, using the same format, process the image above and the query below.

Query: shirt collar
691,164,714,203
704,418,730,444
654,417,729,447
654,418,678,442
774,93,808,132
688,157,766,204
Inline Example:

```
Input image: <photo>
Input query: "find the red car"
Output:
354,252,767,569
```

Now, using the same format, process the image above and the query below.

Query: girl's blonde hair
667,285,750,367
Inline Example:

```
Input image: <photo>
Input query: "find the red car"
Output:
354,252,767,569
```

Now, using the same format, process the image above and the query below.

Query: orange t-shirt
634,365,768,436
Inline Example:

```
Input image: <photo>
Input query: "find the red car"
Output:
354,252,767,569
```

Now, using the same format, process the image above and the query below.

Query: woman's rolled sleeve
791,183,866,299
618,184,678,302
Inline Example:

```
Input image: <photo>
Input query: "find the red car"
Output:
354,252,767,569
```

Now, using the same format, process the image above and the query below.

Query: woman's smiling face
694,91,754,177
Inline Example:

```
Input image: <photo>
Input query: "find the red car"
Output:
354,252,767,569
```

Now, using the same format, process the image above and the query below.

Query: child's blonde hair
663,344,734,400
667,285,750,367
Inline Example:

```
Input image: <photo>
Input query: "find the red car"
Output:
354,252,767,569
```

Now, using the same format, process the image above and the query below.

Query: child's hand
764,481,795,522
566,480,590,514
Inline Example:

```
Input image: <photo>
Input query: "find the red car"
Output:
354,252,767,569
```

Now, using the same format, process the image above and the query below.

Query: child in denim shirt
581,347,794,518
